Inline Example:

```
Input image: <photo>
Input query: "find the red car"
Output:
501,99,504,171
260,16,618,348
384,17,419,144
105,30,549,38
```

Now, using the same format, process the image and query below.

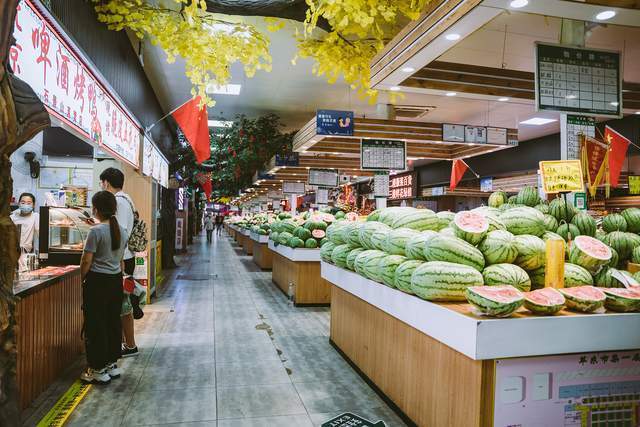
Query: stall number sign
629,176,640,195
535,42,621,117
308,168,339,188
12,1,141,167
361,140,406,171
389,172,415,200
316,110,354,136
539,160,585,194
321,413,385,427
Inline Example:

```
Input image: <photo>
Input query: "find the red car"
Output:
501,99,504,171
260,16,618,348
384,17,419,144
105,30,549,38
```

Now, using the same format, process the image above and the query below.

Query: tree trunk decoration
0,1,50,423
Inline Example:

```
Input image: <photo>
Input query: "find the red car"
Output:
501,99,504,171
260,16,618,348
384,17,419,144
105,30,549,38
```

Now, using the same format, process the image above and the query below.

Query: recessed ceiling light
208,120,233,128
635,111,640,115
445,92,457,97
520,117,557,125
510,0,528,8
445,33,461,41
595,10,616,20
610,101,619,106
206,83,242,95
390,86,401,91
498,97,509,102
401,66,415,73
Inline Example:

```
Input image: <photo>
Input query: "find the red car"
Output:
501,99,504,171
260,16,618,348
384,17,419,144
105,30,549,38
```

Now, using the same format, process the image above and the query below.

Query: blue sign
316,109,354,136
275,152,299,167
480,177,493,192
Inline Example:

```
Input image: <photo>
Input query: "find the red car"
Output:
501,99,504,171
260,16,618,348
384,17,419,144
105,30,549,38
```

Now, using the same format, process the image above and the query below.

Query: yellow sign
629,176,640,195
539,160,585,194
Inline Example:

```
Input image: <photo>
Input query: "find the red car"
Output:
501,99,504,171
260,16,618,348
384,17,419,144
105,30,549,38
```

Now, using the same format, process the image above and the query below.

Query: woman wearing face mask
11,192,40,253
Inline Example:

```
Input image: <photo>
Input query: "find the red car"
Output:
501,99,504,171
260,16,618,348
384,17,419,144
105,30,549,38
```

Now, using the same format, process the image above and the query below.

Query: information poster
564,115,596,160
539,160,585,193
316,110,354,136
316,188,329,204
361,140,406,171
374,173,389,197
536,42,621,117
308,168,339,188
431,186,445,196
282,181,305,194
442,124,465,142
464,126,487,144
480,177,493,192
487,127,508,145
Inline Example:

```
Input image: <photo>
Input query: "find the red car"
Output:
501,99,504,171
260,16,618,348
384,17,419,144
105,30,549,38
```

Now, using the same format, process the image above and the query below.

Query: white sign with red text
11,1,140,167
142,136,169,188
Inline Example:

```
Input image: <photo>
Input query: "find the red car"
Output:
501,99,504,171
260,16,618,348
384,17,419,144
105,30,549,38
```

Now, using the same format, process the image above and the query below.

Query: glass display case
39,206,93,265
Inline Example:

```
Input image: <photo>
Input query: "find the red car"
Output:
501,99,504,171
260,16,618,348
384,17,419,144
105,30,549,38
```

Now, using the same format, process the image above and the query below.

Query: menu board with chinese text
388,172,416,200
361,140,406,171
308,168,338,188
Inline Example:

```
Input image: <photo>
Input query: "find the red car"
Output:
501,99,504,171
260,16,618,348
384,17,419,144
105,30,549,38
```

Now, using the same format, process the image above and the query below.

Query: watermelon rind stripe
465,286,524,317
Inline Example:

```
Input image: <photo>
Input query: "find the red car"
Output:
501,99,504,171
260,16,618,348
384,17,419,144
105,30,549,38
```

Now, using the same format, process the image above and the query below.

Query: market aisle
61,233,407,427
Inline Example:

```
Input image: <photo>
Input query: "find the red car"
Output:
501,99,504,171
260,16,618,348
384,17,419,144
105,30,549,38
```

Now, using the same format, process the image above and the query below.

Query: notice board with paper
539,160,585,194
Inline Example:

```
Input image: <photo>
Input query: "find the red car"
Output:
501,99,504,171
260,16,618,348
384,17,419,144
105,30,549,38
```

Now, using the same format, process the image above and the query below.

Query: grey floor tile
122,387,216,425
65,386,132,426
136,361,216,391
216,359,291,387
294,380,385,415
217,414,313,427
217,383,306,419
215,340,280,364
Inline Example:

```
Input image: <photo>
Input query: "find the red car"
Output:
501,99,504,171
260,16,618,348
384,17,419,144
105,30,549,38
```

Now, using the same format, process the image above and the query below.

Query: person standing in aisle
215,213,224,236
10,192,40,253
79,191,128,384
204,214,214,243
99,167,138,357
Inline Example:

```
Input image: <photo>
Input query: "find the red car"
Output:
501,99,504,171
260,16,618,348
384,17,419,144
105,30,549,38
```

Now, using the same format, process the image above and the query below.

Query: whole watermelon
483,263,531,292
343,222,363,247
603,231,634,261
305,238,318,248
378,207,417,227
602,213,627,233
346,248,365,271
486,215,506,232
594,267,629,288
411,261,484,301
500,206,545,237
543,214,559,232
534,203,550,214
625,232,640,251
331,244,356,268
377,255,407,288
564,263,594,287
405,230,438,260
478,230,518,265
508,195,518,204
542,231,565,242
394,260,424,294
435,211,455,231
528,267,546,290
326,222,349,245
383,228,419,256
473,206,502,218
488,191,508,208
423,235,485,272
571,213,596,237
359,221,391,250
549,197,576,222
516,186,540,207
622,208,640,233
390,209,439,231
367,210,380,222
514,234,546,271
632,246,640,264
439,227,456,237
557,223,581,241
353,250,381,276
356,250,388,281
320,241,337,262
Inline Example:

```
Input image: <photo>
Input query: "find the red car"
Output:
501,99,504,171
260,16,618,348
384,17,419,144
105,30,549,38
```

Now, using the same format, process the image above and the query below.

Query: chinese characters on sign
308,168,339,188
388,172,415,200
565,115,595,160
361,139,406,171
316,110,354,136
539,160,585,193
142,137,169,188
12,1,140,166
536,43,621,117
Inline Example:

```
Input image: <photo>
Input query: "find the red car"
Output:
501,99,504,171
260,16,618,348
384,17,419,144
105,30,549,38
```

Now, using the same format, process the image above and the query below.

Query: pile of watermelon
269,212,337,249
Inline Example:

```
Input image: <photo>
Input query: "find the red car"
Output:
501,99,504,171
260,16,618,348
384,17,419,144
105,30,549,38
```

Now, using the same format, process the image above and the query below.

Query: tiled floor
28,232,407,426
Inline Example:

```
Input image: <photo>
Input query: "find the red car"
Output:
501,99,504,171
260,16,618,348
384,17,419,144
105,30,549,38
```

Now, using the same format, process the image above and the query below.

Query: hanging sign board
142,136,169,188
316,109,354,136
275,152,299,167
388,171,416,200
539,160,585,194
464,126,487,144
431,186,445,196
268,190,283,199
316,188,329,204
480,177,493,192
282,181,305,194
629,176,640,195
487,127,508,145
308,168,338,188
12,1,141,167
442,124,465,142
361,140,406,171
564,115,596,160
374,173,390,197
535,42,622,117
177,188,185,211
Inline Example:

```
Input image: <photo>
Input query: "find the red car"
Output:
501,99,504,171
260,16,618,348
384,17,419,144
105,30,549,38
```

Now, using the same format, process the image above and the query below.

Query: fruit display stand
322,261,640,427
235,227,247,249
251,232,272,270
268,240,331,306
240,228,253,255
228,224,238,242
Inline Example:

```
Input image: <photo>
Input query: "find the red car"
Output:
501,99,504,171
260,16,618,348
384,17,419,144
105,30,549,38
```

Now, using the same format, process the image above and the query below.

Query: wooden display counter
14,266,83,410
268,241,331,306
251,232,272,270
322,262,640,427
240,229,253,255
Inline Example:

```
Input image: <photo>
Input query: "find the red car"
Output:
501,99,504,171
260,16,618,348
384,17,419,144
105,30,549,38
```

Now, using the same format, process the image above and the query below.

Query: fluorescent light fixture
401,66,416,73
610,101,619,106
208,120,233,128
445,33,461,41
566,94,577,99
595,10,616,20
635,111,640,115
520,117,557,125
390,86,401,91
445,92,457,97
206,83,242,95
510,0,528,8
498,97,509,102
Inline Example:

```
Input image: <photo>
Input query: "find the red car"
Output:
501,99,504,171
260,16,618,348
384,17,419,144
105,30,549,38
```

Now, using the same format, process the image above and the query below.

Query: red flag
605,126,630,187
201,180,212,200
172,97,211,163
449,159,469,191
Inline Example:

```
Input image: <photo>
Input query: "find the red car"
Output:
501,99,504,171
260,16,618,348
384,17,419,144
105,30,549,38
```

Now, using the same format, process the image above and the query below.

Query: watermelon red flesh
312,229,326,239
346,212,359,222
453,211,489,245
465,285,524,317
569,235,612,273
559,286,606,312
524,288,565,315
603,288,640,312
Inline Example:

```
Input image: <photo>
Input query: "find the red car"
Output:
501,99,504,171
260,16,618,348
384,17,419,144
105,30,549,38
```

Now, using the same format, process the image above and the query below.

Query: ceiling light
445,92,457,97
566,94,577,99
595,10,616,20
510,0,528,8
445,33,461,41
498,97,509,102
208,120,233,128
610,101,619,106
206,83,242,95
520,117,557,125
390,86,401,91
635,111,640,115
401,66,415,73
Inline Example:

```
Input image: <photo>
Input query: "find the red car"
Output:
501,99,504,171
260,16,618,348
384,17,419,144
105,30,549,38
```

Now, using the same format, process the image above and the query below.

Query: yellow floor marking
37,380,91,427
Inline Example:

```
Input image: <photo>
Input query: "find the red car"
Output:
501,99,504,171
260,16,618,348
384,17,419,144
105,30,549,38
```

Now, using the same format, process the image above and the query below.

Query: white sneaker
80,367,111,384
107,363,122,378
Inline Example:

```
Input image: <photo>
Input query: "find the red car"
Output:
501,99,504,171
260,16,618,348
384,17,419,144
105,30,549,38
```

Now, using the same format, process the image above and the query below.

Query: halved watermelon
568,235,612,274
559,286,606,313
524,288,565,315
345,212,359,222
312,229,326,239
465,285,524,317
602,288,640,312
452,211,489,246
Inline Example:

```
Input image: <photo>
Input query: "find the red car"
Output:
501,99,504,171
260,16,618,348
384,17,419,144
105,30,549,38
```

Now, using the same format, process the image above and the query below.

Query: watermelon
478,230,518,265
378,207,417,226
535,203,550,214
305,238,318,248
423,235,485,272
622,208,640,233
354,250,385,278
631,246,640,264
377,255,407,287
602,288,640,312
279,232,294,246
360,250,388,281
472,206,502,218
508,195,517,204
405,230,438,260
549,197,576,222
383,228,419,256
291,237,305,248
542,231,564,242
524,288,565,315
563,263,594,288
344,222,363,247
439,227,456,237
326,222,349,245
320,238,329,246
465,285,524,317
602,213,627,232
367,210,380,222
346,248,365,271
359,222,391,250
451,211,489,245
559,286,606,312
569,235,612,273
488,191,508,208
625,232,640,250
391,210,439,231
514,235,546,271
557,223,581,241
304,220,327,231
410,261,484,301
345,212,359,222
542,214,559,232
280,220,298,234
270,231,280,242
571,213,596,237
485,215,506,232
312,229,326,239
499,203,517,212
320,241,337,263
295,227,312,241
394,260,424,294
334,211,346,220
500,206,545,237
483,263,531,292
516,186,540,207
528,267,546,290
608,247,619,268
595,230,607,242
435,211,455,231
593,267,635,288
602,231,633,262
331,244,355,268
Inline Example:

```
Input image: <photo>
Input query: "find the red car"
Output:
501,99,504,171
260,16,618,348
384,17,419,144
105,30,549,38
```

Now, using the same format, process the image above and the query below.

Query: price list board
565,115,596,160
308,168,339,188
535,43,621,117
361,139,406,171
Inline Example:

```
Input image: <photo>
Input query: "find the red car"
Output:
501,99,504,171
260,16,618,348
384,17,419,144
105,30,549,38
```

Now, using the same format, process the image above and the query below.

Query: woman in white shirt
11,192,40,253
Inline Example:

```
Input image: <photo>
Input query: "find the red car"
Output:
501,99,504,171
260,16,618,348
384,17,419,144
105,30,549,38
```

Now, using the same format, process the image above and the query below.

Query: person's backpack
117,194,148,252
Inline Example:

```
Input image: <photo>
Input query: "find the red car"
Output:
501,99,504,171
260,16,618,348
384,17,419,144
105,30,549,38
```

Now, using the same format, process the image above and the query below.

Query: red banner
606,126,630,187
584,136,607,185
